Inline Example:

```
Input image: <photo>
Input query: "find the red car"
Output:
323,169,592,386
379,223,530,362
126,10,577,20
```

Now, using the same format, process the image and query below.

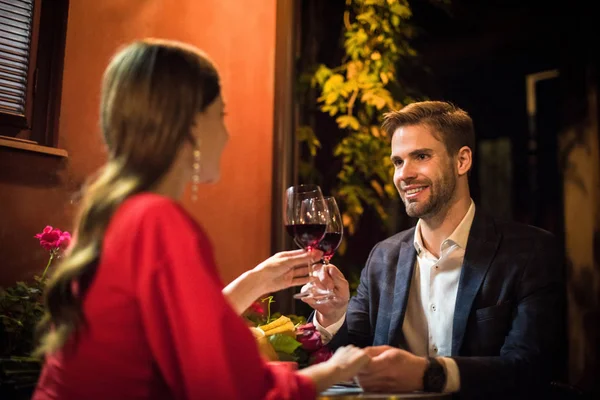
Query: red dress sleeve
134,197,316,400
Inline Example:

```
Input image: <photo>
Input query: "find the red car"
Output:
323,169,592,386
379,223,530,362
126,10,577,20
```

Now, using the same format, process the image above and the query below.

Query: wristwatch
423,357,446,393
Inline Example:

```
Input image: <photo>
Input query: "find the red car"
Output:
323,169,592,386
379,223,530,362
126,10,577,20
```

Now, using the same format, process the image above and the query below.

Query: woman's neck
153,167,186,200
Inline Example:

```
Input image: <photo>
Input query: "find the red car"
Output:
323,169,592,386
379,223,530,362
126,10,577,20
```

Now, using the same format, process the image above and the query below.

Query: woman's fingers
275,249,323,266
293,265,309,278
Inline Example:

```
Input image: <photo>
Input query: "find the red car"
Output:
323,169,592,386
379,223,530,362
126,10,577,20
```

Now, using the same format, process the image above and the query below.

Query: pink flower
296,323,323,352
309,346,333,365
35,226,71,252
58,231,71,249
248,301,265,316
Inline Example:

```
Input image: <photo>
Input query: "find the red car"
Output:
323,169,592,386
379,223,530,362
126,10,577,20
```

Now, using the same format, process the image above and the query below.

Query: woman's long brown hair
34,39,220,357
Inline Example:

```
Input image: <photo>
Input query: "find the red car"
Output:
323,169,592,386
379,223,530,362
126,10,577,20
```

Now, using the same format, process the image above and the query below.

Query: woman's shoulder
117,193,186,219
110,193,202,236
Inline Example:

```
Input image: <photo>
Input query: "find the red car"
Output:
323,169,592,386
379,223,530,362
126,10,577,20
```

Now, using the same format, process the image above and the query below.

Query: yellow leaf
336,115,360,130
323,74,345,93
371,180,384,197
370,126,381,137
259,315,291,332
380,72,389,85
325,92,339,105
263,321,296,338
371,51,381,61
346,61,360,79
342,213,352,226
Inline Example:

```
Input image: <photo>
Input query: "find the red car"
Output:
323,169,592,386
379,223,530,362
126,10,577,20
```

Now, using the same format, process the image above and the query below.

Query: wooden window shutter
0,0,34,126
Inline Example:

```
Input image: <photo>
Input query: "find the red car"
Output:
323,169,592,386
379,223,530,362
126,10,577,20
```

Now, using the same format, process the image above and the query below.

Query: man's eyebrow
408,148,434,157
391,148,434,161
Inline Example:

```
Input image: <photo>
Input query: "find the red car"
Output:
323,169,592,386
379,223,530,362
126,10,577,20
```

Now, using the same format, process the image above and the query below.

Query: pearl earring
191,142,201,202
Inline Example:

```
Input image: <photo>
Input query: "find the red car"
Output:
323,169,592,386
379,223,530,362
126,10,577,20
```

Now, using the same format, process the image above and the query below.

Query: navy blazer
329,210,566,399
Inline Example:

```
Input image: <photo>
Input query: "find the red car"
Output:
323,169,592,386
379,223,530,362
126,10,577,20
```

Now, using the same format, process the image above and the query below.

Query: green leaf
296,126,321,157
313,65,333,87
298,0,420,239
269,334,302,355
390,3,412,18
322,105,339,116
276,351,299,362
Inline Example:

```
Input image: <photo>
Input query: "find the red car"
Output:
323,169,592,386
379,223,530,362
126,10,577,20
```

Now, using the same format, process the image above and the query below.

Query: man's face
391,124,457,219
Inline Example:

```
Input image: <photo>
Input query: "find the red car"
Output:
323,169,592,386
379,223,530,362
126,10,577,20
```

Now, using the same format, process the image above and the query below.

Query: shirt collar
413,199,476,256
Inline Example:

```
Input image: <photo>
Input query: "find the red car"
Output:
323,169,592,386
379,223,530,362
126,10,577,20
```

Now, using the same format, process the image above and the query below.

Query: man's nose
397,161,417,182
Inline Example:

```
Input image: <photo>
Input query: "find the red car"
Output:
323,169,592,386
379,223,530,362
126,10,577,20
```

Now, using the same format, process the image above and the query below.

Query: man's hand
300,263,350,327
356,346,428,393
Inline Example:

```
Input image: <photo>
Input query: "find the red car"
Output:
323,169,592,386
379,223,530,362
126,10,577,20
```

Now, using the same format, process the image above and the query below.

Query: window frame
0,0,69,156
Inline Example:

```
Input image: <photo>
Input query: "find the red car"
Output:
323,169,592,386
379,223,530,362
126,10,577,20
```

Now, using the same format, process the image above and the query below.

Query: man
303,101,566,399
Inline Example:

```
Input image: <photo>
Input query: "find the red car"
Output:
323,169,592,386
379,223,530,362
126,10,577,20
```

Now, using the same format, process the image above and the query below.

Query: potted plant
0,226,70,399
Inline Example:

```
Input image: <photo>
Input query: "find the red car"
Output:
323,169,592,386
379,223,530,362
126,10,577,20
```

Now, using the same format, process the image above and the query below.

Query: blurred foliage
0,276,46,399
0,277,46,358
297,0,422,252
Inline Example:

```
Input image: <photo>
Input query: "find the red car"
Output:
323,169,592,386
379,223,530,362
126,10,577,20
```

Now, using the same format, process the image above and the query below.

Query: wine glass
284,184,329,300
311,196,343,304
317,197,343,265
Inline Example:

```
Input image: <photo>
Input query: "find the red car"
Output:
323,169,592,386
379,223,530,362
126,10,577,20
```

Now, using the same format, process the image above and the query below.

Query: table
318,384,451,399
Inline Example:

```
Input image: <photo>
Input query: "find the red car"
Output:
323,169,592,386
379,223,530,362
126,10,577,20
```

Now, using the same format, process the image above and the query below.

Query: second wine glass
312,196,343,304
317,197,343,265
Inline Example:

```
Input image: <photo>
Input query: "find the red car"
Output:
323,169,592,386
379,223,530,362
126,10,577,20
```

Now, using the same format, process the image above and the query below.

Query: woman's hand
253,249,321,294
223,249,321,315
298,345,371,393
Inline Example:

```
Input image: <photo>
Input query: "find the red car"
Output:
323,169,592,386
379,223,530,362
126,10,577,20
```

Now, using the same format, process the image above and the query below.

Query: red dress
32,194,315,400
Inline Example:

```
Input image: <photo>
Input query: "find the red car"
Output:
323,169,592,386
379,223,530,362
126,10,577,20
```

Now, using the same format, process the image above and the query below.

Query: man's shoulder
490,215,556,243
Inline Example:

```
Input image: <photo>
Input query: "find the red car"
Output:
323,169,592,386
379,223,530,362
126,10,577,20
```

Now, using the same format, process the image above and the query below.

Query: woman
32,39,369,399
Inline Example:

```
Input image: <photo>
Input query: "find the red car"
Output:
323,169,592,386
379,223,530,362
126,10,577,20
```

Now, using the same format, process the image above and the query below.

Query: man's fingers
326,264,347,281
312,264,335,290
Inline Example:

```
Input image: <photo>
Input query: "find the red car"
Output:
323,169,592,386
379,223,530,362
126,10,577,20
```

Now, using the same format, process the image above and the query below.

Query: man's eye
393,159,403,166
417,154,429,160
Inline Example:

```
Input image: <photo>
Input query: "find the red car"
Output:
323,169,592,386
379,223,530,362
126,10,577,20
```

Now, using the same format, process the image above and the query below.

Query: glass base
293,285,335,304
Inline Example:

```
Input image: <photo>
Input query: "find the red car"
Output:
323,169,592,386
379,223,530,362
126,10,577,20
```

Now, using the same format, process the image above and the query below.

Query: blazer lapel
451,211,501,355
387,240,417,347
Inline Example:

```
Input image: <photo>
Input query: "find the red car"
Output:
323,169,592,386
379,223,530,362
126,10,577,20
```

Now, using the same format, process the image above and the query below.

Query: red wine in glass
316,232,343,262
284,185,329,300
285,224,327,250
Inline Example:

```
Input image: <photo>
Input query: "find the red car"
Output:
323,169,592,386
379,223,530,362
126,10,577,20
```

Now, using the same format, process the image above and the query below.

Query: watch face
425,358,446,392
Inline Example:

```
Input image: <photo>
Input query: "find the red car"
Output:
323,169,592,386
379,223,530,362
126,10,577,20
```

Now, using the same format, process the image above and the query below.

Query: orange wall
0,0,276,286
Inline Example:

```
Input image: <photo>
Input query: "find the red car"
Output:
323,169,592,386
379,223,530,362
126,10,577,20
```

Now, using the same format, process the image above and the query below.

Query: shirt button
431,304,436,312
432,345,438,353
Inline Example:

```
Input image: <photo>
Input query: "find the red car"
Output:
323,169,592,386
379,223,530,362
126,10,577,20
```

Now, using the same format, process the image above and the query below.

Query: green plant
298,0,424,250
0,226,70,398
0,278,46,358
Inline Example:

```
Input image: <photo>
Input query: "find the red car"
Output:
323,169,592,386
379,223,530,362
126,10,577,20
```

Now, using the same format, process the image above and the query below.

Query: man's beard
402,170,456,220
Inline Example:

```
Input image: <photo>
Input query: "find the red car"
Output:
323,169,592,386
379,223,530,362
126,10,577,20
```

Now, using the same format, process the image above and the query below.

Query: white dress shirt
315,200,476,393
